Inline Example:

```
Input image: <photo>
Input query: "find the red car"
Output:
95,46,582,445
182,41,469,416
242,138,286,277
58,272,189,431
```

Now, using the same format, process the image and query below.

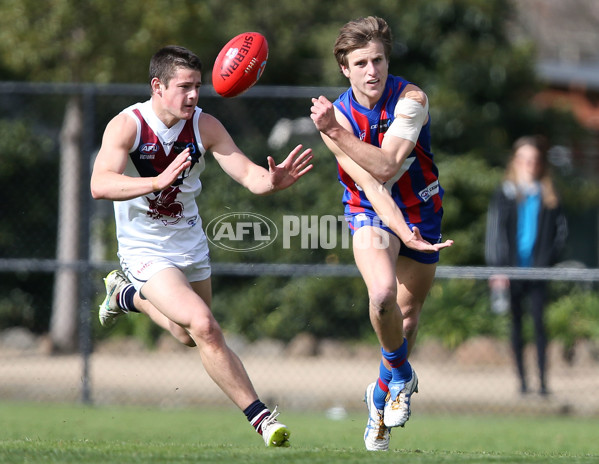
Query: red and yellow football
212,32,269,98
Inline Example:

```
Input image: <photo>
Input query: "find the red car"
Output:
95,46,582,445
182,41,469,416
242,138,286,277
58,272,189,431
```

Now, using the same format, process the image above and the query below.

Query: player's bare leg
394,256,437,355
133,294,196,346
352,227,404,352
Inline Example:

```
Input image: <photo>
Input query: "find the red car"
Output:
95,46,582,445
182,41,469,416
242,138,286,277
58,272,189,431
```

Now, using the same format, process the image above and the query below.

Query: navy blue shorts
345,209,442,264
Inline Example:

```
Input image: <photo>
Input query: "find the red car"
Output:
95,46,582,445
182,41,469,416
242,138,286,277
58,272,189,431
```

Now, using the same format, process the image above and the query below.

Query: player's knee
368,285,397,315
188,314,224,347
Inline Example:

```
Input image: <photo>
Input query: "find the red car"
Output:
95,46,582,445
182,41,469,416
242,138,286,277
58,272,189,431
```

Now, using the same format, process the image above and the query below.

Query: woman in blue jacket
485,135,568,395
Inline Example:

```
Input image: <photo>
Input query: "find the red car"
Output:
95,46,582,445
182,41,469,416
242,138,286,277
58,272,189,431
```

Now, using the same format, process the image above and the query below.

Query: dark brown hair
149,45,203,87
333,16,393,68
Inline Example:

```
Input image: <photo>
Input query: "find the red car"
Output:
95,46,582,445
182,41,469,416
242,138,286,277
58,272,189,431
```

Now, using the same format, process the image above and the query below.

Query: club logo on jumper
206,212,277,252
146,186,184,225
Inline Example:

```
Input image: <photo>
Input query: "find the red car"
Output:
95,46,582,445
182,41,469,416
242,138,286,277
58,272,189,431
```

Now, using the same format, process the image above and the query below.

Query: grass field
1,402,598,463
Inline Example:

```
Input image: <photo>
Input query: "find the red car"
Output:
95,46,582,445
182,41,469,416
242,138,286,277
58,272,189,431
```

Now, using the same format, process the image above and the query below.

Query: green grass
1,402,598,463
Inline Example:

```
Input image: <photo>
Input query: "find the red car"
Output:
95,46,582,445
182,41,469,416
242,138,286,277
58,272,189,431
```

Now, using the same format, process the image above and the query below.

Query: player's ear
151,77,163,97
340,65,350,79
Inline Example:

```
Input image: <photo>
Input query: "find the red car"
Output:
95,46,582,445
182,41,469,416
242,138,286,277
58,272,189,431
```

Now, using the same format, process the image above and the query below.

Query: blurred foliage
435,153,505,265
1,0,598,347
0,287,36,330
212,276,370,342
0,275,53,333
0,118,57,334
419,279,509,349
546,284,599,353
0,119,58,258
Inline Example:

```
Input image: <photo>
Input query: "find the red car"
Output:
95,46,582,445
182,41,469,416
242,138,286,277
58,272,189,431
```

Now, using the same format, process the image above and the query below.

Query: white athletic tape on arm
386,97,429,144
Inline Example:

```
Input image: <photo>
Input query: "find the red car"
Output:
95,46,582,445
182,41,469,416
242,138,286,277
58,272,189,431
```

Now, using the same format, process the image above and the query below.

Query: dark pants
509,280,548,394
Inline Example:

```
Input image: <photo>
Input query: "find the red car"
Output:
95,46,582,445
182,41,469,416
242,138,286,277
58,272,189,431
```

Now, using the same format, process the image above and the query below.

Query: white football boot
383,368,418,428
260,406,291,447
99,270,130,327
363,382,390,451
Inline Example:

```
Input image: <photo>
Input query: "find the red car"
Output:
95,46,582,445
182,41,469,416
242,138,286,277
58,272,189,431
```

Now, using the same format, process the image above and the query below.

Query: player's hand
267,144,313,191
153,148,192,190
310,96,341,135
403,226,454,253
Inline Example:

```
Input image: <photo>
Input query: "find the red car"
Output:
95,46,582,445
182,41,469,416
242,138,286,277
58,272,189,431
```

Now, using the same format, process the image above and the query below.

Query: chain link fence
1,82,598,417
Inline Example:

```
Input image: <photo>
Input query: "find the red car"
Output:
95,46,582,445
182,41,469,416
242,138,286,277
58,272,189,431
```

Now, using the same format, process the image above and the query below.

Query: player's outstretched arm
204,113,313,195
363,179,454,252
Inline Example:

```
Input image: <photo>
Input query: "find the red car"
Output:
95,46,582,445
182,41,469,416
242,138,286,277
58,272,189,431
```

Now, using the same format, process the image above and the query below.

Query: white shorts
119,246,211,293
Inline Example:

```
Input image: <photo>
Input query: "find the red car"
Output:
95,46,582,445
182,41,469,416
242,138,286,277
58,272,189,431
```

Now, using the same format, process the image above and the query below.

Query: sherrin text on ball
212,32,268,98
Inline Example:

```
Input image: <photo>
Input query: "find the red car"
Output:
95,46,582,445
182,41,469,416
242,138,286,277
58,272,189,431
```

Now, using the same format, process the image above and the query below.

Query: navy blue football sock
117,283,140,313
244,400,271,435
